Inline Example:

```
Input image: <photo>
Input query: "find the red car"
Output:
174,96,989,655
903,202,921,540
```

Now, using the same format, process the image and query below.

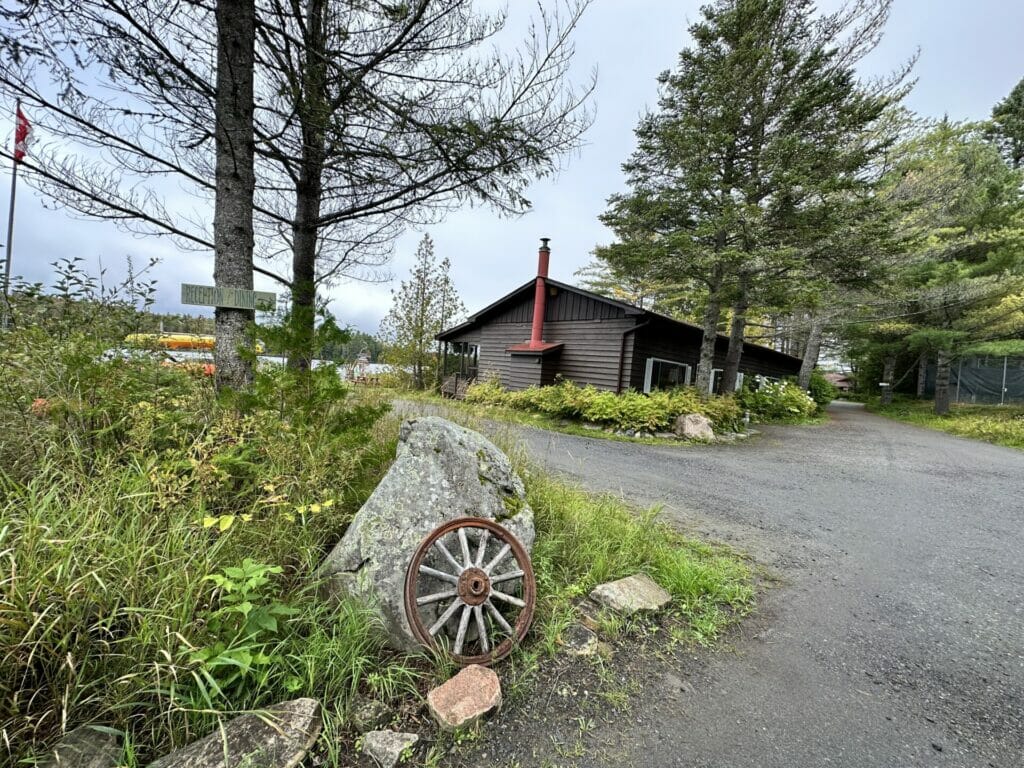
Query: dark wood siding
445,317,634,391
543,318,635,390
626,318,800,390
489,286,627,325
443,284,800,393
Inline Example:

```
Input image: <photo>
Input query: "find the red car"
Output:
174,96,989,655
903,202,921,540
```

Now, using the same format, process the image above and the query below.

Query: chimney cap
539,237,551,251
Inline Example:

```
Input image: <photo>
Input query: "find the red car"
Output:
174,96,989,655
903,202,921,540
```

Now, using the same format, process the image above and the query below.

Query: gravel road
511,401,1024,767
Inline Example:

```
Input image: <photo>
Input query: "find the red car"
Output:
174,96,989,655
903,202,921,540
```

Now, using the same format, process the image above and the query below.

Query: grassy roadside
867,399,1024,450
2,338,753,766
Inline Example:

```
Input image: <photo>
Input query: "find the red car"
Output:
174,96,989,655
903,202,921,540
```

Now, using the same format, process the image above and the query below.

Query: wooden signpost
181,283,276,311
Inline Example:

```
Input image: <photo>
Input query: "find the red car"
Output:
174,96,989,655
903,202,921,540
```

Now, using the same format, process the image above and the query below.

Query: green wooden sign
181,283,276,311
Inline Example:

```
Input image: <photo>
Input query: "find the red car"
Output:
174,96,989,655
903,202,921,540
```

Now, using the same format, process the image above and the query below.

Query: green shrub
807,369,839,411
463,377,743,433
737,377,817,422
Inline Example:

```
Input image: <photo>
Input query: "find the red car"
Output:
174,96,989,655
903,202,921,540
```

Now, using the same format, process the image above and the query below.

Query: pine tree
848,122,1024,413
380,235,466,389
991,77,1024,169
599,0,908,392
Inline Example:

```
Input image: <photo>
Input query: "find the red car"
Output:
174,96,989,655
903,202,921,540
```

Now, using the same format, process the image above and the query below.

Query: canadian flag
14,105,30,163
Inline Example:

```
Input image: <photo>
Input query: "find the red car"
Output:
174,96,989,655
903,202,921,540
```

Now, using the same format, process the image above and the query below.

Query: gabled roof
437,277,802,365
437,277,642,341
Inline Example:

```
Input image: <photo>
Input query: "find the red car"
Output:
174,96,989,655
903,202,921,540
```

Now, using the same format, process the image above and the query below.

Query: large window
644,357,691,393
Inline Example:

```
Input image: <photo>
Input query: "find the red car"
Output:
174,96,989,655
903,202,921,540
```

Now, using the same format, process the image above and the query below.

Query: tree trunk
213,0,256,391
720,279,749,394
695,265,724,394
880,355,895,405
288,0,327,371
934,351,951,415
797,315,824,389
916,353,927,398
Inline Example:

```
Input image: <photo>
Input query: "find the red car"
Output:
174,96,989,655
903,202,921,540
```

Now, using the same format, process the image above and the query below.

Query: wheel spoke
483,543,511,574
484,598,514,636
428,598,464,636
457,526,472,567
419,564,458,585
474,605,489,653
491,588,526,608
489,569,524,585
475,529,490,566
417,589,457,606
454,604,472,656
432,540,464,574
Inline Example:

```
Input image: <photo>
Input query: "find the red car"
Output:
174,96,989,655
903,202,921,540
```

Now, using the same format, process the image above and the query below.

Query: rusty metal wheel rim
404,517,535,665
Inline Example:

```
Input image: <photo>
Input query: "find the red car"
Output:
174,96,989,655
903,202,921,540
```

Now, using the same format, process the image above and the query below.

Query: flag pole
1,98,18,328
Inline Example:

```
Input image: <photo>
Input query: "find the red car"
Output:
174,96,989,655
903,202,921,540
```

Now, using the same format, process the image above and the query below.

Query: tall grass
2,320,754,765
870,399,1024,449
526,471,753,645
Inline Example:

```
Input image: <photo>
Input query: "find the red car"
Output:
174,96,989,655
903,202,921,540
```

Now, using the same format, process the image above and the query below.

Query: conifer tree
379,235,465,389
599,0,909,392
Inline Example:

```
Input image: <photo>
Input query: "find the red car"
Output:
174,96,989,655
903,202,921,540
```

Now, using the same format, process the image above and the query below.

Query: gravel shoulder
504,401,1024,767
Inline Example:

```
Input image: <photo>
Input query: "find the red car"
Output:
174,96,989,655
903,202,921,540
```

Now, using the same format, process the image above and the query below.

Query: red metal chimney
529,238,551,348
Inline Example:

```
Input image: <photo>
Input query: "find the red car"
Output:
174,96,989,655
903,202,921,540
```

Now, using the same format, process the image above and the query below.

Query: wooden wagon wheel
404,517,535,665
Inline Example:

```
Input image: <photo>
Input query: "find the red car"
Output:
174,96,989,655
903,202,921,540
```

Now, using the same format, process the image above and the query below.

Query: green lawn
869,399,1024,450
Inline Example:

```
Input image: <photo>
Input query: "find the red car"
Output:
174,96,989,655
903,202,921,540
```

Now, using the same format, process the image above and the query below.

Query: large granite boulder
317,417,535,651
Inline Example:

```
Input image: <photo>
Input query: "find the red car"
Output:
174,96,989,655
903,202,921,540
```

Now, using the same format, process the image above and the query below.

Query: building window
644,357,691,393
708,369,745,393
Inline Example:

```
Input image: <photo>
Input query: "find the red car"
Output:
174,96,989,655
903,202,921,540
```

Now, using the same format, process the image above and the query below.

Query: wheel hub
457,567,491,606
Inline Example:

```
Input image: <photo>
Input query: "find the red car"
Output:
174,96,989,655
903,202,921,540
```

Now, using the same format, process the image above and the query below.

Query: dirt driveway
510,401,1023,767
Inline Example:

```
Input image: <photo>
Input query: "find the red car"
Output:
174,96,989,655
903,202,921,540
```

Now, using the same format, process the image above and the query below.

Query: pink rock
426,665,502,730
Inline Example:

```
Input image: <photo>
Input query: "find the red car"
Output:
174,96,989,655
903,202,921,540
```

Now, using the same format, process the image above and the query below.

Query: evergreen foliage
597,0,909,393
379,235,466,389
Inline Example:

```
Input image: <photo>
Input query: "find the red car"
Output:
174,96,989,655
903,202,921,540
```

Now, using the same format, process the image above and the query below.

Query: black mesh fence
924,356,1024,405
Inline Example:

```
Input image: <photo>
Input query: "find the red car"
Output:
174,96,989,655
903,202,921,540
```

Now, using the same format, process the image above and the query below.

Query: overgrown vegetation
868,398,1024,449
527,473,754,646
1,286,753,765
463,376,823,435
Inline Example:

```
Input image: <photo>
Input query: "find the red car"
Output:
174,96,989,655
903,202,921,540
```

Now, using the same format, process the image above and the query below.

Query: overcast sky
6,0,1024,333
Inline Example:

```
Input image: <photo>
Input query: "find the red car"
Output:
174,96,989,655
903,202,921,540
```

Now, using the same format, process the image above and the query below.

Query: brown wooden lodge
437,239,802,397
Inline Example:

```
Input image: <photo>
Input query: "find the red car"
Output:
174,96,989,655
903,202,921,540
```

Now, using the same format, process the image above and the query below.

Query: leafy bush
807,369,839,411
737,377,817,421
1,317,403,764
465,377,744,433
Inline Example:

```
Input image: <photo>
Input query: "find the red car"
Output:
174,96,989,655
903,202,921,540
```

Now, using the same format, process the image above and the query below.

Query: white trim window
710,368,723,394
708,369,745,393
644,357,692,393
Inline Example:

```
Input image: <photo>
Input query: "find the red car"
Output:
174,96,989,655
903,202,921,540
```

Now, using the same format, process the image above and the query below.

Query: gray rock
38,726,120,768
146,698,322,768
654,431,677,440
362,731,418,768
590,573,672,616
674,413,714,441
581,422,602,431
317,417,535,651
561,623,600,656
349,697,390,732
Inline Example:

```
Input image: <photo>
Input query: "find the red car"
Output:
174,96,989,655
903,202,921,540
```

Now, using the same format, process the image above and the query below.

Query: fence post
1001,356,1008,406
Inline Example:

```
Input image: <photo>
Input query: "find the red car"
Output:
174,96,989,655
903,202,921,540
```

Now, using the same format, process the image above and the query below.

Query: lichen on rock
317,417,535,651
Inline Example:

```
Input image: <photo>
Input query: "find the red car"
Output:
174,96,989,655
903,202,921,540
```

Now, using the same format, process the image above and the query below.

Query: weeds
869,398,1024,449
3,279,754,765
